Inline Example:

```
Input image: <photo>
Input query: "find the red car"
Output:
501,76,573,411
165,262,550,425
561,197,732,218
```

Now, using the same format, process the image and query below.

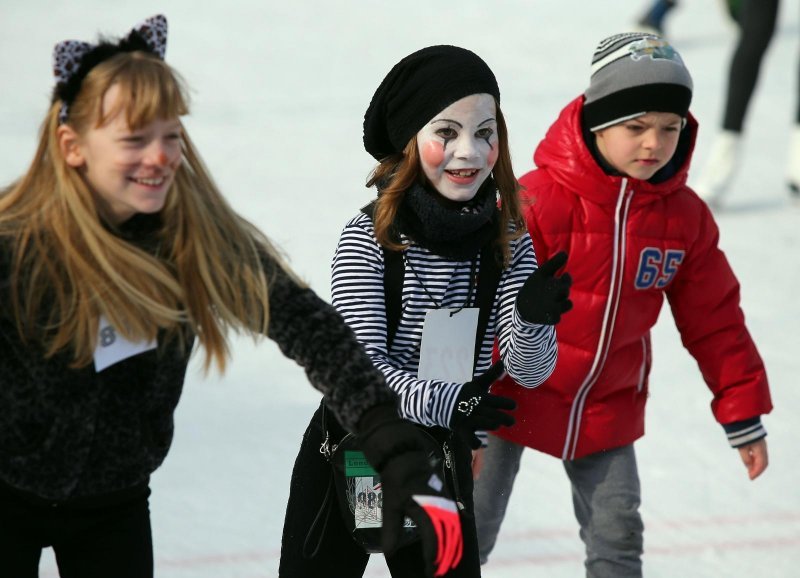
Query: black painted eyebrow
429,117,496,127
430,118,463,127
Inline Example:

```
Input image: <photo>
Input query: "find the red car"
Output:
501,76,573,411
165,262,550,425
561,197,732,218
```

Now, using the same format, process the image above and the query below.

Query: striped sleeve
494,232,558,388
331,214,558,428
331,214,463,428
723,417,767,448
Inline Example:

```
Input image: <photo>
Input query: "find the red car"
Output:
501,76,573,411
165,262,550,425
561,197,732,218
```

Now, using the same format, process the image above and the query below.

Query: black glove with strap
357,404,463,577
516,251,573,325
448,361,516,449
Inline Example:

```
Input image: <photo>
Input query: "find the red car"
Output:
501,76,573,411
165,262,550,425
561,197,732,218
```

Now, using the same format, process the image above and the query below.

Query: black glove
358,404,463,577
448,361,516,449
516,251,573,325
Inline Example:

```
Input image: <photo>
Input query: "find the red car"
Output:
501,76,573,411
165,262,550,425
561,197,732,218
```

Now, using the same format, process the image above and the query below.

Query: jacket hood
532,96,698,206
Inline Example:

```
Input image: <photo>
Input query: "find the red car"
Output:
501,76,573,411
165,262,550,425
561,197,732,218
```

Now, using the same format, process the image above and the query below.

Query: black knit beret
363,45,500,161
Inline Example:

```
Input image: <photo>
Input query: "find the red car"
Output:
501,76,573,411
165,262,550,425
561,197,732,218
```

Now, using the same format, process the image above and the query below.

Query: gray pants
473,436,643,578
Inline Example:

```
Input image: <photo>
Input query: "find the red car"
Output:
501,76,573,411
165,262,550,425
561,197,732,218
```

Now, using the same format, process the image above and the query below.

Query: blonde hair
366,101,525,266
0,51,298,371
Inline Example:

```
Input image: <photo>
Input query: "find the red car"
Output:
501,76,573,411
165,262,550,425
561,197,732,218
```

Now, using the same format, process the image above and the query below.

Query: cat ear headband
52,14,168,124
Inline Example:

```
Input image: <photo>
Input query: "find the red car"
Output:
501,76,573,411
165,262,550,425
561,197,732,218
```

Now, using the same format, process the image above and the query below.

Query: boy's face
594,112,684,181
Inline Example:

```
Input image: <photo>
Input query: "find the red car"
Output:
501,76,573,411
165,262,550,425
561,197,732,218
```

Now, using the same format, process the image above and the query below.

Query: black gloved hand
516,251,573,325
448,361,516,449
357,404,463,577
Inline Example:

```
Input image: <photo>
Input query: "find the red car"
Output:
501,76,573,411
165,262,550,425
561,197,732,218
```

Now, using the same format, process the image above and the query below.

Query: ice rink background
1,1,799,576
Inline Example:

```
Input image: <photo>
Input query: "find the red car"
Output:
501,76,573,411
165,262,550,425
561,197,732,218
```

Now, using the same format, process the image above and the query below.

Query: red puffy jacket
492,96,772,460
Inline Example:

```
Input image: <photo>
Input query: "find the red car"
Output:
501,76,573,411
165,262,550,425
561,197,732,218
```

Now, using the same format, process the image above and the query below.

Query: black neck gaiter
394,178,499,261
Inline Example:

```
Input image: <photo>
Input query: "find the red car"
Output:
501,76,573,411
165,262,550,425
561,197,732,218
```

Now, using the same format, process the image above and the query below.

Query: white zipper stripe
568,188,631,459
562,179,631,460
637,337,647,393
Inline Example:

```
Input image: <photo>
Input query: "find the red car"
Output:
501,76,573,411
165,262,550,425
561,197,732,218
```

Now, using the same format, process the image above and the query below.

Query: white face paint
416,93,499,202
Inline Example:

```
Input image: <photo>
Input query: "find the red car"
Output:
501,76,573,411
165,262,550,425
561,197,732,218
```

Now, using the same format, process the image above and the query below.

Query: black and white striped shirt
331,212,558,428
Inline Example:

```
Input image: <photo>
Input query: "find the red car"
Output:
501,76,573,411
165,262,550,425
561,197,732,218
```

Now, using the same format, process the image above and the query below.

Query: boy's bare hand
737,438,768,480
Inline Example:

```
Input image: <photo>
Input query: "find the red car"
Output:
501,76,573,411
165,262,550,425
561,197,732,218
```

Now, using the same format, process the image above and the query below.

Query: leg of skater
788,30,800,195
695,0,780,204
473,434,526,565
563,444,643,578
0,485,45,578
52,488,154,578
636,0,679,35
279,405,370,578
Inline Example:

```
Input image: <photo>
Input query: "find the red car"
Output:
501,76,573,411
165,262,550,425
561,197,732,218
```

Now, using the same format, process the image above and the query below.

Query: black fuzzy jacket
0,214,395,502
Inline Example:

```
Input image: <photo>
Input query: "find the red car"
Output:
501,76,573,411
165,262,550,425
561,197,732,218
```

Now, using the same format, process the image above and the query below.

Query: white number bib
93,315,157,372
417,308,479,382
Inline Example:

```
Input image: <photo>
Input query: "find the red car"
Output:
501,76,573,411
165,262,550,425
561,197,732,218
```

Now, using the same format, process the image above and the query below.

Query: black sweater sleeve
262,254,397,433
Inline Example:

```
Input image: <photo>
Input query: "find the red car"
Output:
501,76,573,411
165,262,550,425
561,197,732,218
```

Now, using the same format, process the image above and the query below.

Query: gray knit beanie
583,32,693,131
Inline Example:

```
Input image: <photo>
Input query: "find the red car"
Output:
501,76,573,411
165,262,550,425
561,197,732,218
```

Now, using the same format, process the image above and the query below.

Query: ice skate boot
693,130,742,209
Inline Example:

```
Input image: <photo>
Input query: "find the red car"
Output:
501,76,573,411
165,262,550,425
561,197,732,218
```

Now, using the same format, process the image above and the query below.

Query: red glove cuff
413,495,463,576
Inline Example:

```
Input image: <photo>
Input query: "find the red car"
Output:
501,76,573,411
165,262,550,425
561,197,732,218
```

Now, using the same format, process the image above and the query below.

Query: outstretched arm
261,250,396,433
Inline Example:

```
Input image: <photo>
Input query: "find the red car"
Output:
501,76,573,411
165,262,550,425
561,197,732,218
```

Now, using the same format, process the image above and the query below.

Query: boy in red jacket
473,32,772,578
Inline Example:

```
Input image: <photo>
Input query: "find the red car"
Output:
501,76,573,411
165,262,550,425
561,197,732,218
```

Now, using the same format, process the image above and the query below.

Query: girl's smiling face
594,112,684,181
59,83,183,225
417,93,499,202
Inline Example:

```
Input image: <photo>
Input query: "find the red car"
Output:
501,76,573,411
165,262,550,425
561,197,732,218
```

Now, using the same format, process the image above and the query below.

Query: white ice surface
1,1,798,576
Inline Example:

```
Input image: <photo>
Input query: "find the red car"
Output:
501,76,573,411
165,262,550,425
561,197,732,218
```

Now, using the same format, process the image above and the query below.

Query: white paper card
353,476,383,529
93,315,157,372
417,308,479,382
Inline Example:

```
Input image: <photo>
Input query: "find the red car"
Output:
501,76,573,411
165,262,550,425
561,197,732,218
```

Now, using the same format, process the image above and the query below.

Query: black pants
723,0,784,131
0,483,153,578
279,404,481,577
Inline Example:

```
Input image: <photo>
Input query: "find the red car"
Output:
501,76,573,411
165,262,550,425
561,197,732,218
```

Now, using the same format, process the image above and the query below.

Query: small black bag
327,421,452,553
